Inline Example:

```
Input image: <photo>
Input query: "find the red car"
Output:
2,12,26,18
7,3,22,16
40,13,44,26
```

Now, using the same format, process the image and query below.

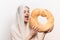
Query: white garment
11,5,38,40
11,23,38,40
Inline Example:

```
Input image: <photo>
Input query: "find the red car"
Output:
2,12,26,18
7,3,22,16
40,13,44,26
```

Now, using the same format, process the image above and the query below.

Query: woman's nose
26,13,29,16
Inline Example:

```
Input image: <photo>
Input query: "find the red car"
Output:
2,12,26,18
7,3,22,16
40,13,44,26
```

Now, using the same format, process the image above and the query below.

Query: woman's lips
25,16,29,20
25,16,29,18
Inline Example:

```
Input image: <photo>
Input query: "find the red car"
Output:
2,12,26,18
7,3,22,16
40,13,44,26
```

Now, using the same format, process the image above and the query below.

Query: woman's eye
24,10,26,13
24,10,30,13
27,11,30,13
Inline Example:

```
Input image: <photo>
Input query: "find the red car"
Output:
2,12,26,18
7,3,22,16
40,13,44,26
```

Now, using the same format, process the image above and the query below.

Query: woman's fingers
35,27,38,31
48,26,54,32
32,25,39,31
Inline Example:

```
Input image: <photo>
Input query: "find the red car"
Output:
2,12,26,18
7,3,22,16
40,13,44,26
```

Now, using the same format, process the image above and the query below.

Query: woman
11,5,38,40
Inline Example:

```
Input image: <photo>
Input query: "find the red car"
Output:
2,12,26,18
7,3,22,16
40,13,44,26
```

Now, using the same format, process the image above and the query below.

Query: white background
0,0,60,40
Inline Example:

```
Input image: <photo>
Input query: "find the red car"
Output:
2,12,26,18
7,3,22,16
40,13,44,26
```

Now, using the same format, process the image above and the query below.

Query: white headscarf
11,5,25,40
16,5,24,33
16,4,30,40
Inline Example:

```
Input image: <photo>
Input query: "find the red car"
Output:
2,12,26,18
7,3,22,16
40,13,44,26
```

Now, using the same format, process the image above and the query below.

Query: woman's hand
30,29,37,37
25,29,37,40
47,26,54,33
42,26,54,33
32,25,54,33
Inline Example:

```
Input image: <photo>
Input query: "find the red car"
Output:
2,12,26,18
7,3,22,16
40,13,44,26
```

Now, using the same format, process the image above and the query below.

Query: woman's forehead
24,7,29,11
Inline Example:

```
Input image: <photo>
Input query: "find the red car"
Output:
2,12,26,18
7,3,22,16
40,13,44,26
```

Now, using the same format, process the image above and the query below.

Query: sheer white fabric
11,5,38,40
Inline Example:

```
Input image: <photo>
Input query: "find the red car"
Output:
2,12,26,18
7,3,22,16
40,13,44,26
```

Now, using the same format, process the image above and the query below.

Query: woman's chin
24,20,29,23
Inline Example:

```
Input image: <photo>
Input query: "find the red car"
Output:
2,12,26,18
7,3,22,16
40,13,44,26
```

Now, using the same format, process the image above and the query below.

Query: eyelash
24,11,30,13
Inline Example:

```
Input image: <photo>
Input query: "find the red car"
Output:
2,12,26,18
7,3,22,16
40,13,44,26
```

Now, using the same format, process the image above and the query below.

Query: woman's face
24,7,30,23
